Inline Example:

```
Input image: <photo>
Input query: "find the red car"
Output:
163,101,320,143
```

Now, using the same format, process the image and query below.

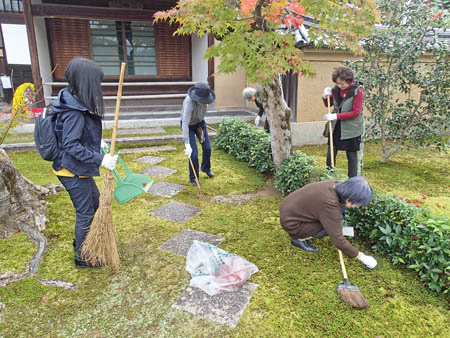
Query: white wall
191,34,208,82
34,17,52,103
32,0,52,104
1,24,31,65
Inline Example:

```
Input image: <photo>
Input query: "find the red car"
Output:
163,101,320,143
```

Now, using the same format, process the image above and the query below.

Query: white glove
184,143,192,158
323,87,332,99
358,252,377,269
101,154,118,170
255,116,261,126
324,113,337,121
101,139,108,150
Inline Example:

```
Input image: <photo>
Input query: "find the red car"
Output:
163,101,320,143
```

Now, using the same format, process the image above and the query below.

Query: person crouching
279,176,377,269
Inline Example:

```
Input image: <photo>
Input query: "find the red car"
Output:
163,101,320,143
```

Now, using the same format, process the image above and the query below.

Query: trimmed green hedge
216,118,450,294
347,193,449,294
216,118,274,173
274,151,335,196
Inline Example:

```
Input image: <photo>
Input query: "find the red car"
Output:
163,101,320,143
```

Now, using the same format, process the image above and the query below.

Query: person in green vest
322,66,364,178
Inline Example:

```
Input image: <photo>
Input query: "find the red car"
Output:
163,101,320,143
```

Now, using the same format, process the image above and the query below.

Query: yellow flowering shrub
12,82,35,114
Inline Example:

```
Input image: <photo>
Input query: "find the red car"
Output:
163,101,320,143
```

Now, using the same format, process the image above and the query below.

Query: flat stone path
132,142,259,328
119,145,176,154
140,165,177,178
149,201,201,223
173,283,258,328
134,155,166,165
117,127,166,135
147,181,186,198
159,230,224,257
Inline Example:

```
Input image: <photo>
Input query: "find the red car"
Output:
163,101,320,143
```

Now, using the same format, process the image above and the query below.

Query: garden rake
328,96,369,309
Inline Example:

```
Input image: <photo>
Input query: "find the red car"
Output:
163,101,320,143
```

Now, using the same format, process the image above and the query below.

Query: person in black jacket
242,87,270,133
51,57,117,268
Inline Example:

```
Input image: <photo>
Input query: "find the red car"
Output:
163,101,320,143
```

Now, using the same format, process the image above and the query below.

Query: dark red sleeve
322,94,334,107
337,88,364,120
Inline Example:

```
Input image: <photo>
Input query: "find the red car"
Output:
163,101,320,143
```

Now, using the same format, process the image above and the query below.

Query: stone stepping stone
134,155,166,165
147,181,186,198
118,145,176,154
140,165,177,178
117,127,166,135
159,229,224,257
149,201,200,223
211,194,254,205
172,283,259,328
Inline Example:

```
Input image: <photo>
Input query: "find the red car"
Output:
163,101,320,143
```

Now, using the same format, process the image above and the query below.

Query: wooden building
0,0,213,108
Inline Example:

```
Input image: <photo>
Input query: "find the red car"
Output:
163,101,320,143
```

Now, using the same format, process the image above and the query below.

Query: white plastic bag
186,240,258,296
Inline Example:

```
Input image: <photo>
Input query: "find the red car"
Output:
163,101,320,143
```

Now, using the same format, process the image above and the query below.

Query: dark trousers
280,218,328,240
187,121,211,183
326,147,358,178
57,176,100,259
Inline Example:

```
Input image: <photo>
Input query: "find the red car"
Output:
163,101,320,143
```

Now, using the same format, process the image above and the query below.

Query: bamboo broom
81,62,126,271
327,96,369,309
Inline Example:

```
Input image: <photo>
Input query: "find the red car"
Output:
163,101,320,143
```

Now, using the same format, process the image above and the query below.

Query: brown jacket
279,179,359,258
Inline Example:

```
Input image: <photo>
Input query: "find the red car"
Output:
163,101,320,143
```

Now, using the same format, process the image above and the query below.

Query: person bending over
242,87,270,133
181,82,216,186
279,176,377,269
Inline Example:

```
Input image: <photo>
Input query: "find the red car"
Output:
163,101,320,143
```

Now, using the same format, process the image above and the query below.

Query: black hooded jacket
51,88,104,176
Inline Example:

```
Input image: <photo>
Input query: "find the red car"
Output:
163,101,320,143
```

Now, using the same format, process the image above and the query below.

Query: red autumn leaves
398,189,446,209
240,0,306,27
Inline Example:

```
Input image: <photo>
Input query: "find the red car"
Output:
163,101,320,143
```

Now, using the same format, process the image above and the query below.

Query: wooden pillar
207,35,214,90
23,0,44,107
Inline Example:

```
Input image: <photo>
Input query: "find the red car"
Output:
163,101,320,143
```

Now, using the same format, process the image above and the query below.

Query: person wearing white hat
181,82,216,186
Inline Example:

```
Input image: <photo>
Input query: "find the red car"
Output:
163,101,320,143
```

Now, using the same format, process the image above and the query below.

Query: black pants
326,147,358,178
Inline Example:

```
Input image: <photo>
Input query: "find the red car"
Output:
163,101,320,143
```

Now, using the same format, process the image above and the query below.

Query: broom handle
327,95,335,168
330,96,346,279
189,157,202,195
109,62,126,156
329,96,347,280
338,249,348,279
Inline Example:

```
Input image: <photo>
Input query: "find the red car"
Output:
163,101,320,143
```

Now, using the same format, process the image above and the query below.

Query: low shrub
346,193,450,293
216,118,449,293
274,151,334,196
216,118,274,173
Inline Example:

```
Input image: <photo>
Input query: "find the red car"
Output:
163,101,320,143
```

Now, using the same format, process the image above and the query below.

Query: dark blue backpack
34,107,60,161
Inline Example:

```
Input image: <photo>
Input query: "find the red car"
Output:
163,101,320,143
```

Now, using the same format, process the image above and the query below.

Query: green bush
216,119,449,294
216,118,274,173
274,151,334,196
346,193,450,293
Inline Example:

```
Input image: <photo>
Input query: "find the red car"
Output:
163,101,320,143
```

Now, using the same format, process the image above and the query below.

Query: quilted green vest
331,84,364,140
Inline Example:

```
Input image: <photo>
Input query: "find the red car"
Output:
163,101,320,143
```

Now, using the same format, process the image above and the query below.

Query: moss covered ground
0,133,449,337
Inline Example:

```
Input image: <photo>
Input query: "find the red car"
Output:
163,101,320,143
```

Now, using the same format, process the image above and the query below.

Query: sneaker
290,239,319,252
74,258,102,269
190,180,197,186
202,170,214,178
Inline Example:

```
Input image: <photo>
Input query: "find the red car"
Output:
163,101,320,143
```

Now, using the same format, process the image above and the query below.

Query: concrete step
103,110,254,121
13,110,256,133
105,104,182,113
3,133,215,153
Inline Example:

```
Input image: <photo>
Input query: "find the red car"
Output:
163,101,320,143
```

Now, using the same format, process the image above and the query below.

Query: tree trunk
257,77,292,171
0,148,62,287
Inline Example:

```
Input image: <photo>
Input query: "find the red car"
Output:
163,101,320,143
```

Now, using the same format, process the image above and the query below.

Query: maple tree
154,0,379,170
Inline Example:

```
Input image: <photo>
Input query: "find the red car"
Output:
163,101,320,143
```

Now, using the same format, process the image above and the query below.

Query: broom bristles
81,174,120,271
337,279,369,309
